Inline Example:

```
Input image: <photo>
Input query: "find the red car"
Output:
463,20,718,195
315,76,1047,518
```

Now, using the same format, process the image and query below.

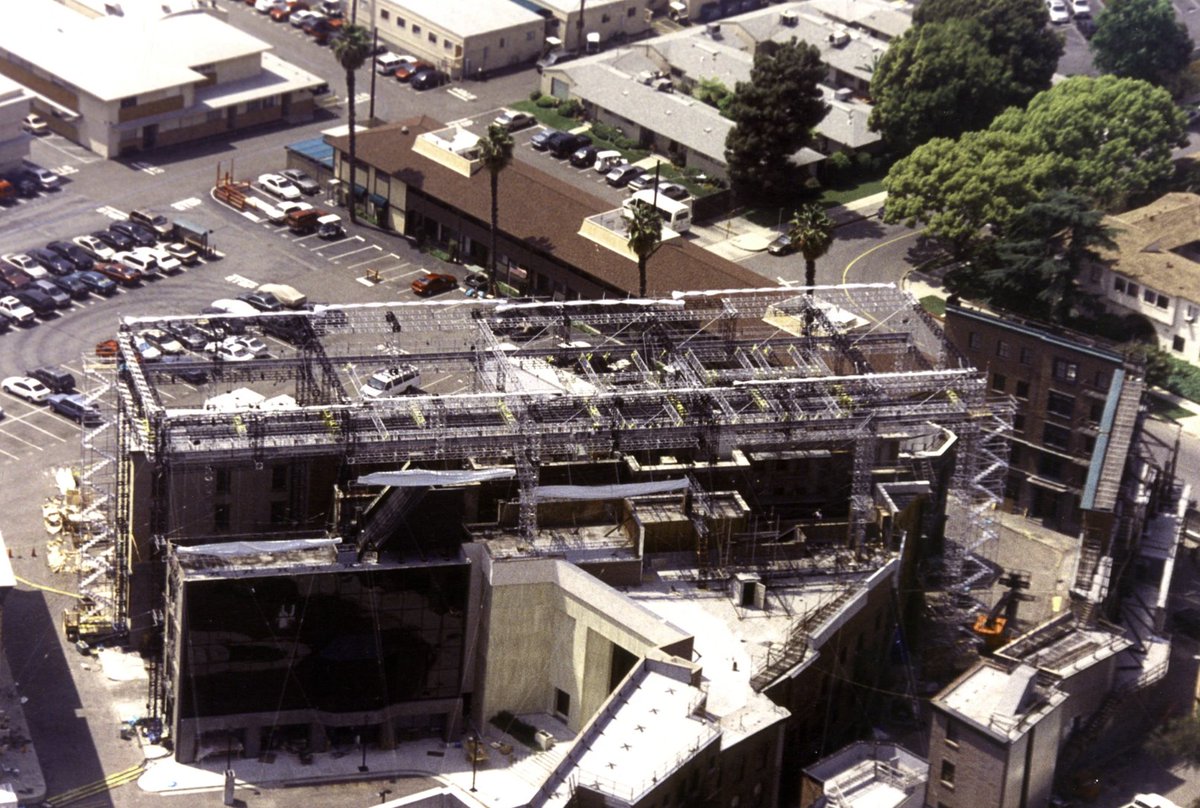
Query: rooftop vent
829,29,850,47
780,9,799,25
705,22,722,38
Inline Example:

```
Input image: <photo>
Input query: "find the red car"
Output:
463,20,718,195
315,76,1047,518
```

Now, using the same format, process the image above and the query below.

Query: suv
129,209,174,238
20,162,60,191
361,365,421,398
28,366,76,393
14,288,57,317
47,393,101,424
547,132,592,159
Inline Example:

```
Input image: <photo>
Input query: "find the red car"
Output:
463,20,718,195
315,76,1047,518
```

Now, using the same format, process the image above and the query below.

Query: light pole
470,733,479,792
358,729,369,773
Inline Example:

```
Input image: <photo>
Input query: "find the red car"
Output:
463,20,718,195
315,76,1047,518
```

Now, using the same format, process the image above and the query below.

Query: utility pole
369,27,379,123
576,0,585,52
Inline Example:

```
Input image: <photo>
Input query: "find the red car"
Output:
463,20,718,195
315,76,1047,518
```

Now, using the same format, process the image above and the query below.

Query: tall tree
963,190,1116,322
1091,0,1193,87
724,38,829,204
478,124,514,297
914,0,1062,97
990,75,1185,208
788,204,835,290
869,20,1016,153
626,201,662,297
332,24,373,225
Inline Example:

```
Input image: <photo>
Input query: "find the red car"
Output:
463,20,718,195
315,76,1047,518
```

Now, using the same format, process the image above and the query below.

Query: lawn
1147,394,1194,422
743,177,887,227
920,295,946,318
509,100,580,134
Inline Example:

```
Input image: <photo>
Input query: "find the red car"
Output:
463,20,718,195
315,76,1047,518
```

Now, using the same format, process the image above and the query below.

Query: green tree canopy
693,77,734,117
626,201,663,297
788,204,835,289
478,124,514,297
331,24,373,225
883,76,1184,247
724,38,829,203
869,20,1017,153
1091,0,1193,87
914,0,1062,96
953,190,1115,322
870,0,1061,152
990,74,1185,208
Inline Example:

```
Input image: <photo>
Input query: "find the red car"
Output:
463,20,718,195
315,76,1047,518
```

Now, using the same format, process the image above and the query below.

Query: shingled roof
328,117,769,296
1102,192,1200,304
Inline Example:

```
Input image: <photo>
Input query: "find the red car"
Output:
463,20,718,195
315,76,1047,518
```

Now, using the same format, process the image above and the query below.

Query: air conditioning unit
780,9,799,25
534,730,556,751
829,29,850,47
705,22,722,38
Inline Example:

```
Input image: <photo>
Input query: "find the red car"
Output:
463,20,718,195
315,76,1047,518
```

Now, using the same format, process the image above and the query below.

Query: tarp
536,478,689,501
357,468,517,487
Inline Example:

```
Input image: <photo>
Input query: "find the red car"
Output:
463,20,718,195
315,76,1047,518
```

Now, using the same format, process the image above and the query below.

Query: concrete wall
373,1,543,78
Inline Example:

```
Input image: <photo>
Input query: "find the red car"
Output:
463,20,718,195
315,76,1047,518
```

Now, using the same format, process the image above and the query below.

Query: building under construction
68,285,1011,804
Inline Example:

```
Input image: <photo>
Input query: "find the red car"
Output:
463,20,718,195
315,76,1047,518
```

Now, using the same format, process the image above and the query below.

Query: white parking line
346,253,386,269
0,411,64,443
325,244,377,261
294,232,322,243
0,445,17,460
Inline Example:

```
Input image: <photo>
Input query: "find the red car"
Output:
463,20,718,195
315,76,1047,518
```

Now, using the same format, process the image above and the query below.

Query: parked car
279,168,321,195
593,150,624,173
27,248,75,276
464,272,489,294
0,265,31,291
317,213,345,240
290,9,318,27
1045,0,1069,22
547,132,591,159
46,241,95,271
625,171,658,192
3,253,48,280
658,182,690,201
361,365,421,398
74,234,117,260
163,242,200,266
77,270,118,296
606,163,643,187
28,366,76,393
93,261,142,286
0,296,35,324
214,341,256,362
91,229,135,252
412,272,458,296
21,162,59,191
110,221,159,247
129,209,174,238
1074,14,1097,36
47,394,101,424
1070,0,1089,15
94,339,120,359
225,335,270,357
50,273,91,300
113,251,159,280
411,70,444,91
258,173,302,201
375,52,416,75
159,355,209,384
30,279,71,309
530,129,563,151
394,60,434,81
13,288,58,317
132,337,162,362
536,49,578,73
570,145,600,168
4,172,38,199
165,323,211,351
140,328,185,355
238,291,284,312
141,247,183,275
21,114,49,136
2,376,52,403
269,4,294,21
767,233,795,256
493,111,536,132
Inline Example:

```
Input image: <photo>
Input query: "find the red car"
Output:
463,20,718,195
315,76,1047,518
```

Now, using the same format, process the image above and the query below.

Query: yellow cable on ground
13,575,84,599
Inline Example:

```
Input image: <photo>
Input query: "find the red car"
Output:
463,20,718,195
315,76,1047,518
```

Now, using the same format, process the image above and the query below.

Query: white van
362,365,421,398
593,150,623,173
375,52,413,75
622,189,692,233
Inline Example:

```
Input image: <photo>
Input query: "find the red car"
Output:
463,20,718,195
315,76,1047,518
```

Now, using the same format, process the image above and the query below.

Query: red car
93,261,141,286
395,61,435,82
411,273,458,297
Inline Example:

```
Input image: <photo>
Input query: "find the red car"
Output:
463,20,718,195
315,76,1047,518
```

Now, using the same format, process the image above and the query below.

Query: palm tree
788,203,835,291
332,24,372,225
478,124,514,297
626,201,662,297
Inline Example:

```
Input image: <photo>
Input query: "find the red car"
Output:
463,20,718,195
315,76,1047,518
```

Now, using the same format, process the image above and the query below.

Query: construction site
45,283,1022,805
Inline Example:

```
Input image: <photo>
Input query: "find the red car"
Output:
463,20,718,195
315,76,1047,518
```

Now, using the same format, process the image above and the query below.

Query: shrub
559,99,582,118
529,90,543,102
535,95,561,108
591,121,623,143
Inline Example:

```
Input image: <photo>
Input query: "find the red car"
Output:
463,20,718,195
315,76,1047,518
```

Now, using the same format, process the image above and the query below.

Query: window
1188,304,1199,321
270,500,289,525
214,503,230,532
1038,453,1064,479
1019,346,1033,365
527,30,535,40
215,468,231,494
1128,283,1140,297
1089,401,1104,422
554,688,570,718
1010,443,1023,463
1155,292,1169,308
444,39,452,50
627,5,636,14
412,23,421,34
968,331,982,350
1053,358,1078,383
940,760,956,788
1043,423,1071,450
945,718,960,747
992,373,1006,392
1093,371,1109,389
996,340,1011,358
499,37,506,48
1174,335,1186,352
1114,277,1126,293
121,96,138,108
1046,391,1074,418
380,9,389,20
271,465,288,491
602,12,611,22
1016,380,1030,399
1083,435,1096,454
1013,414,1025,432
396,16,406,27
428,31,437,43
1144,287,1156,304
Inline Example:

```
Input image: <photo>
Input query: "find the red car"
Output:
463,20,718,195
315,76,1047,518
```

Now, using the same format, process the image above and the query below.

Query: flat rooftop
395,0,543,37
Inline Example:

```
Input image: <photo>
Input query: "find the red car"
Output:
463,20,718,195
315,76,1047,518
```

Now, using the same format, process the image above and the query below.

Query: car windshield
366,376,388,390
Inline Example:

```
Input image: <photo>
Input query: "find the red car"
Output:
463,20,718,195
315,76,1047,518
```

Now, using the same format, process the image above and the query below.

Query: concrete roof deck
2,2,270,102
935,660,1066,742
398,0,544,37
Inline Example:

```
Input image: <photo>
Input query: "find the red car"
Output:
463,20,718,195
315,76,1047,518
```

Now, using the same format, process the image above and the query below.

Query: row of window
1114,276,1170,309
